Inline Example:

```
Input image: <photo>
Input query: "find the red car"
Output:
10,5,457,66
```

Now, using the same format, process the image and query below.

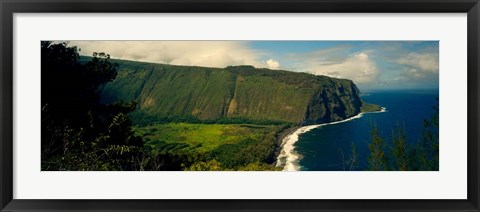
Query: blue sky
72,41,439,90
248,41,439,90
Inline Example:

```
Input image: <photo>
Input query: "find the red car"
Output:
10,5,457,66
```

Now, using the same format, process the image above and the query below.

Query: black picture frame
1,0,479,211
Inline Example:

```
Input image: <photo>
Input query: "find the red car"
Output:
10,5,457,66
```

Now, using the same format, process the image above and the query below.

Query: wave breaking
275,107,387,171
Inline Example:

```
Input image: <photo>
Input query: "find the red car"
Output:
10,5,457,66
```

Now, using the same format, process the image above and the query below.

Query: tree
368,123,387,171
367,99,439,171
186,160,222,171
346,143,359,171
41,41,144,170
415,101,439,171
391,125,408,171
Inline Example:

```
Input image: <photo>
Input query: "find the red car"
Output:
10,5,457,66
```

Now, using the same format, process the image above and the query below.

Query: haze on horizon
69,41,439,91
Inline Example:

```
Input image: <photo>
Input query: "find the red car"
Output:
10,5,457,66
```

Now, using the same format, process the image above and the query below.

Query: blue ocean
291,90,439,171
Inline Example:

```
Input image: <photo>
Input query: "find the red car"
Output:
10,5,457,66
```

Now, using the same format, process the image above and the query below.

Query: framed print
1,0,479,211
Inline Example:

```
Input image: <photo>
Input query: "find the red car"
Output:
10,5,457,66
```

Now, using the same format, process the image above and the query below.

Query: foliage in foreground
365,103,439,171
41,41,145,170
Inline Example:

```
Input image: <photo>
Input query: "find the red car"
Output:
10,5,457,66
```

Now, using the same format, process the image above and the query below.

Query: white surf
276,107,386,171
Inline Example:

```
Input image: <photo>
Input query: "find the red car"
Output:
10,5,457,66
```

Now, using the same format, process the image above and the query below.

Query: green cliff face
100,59,379,125
303,79,363,124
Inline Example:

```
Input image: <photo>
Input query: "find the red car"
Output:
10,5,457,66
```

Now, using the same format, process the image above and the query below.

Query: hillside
98,58,380,125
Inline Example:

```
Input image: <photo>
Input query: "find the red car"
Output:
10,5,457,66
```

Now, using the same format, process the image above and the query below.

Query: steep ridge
99,59,380,125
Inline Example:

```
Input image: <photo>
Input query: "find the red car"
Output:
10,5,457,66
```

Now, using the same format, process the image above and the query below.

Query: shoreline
272,125,300,167
275,107,386,171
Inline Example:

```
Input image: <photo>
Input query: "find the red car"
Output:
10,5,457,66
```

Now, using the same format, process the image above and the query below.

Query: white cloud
67,41,438,88
305,52,380,84
266,59,280,69
397,52,439,73
396,52,439,81
70,41,267,68
404,68,422,79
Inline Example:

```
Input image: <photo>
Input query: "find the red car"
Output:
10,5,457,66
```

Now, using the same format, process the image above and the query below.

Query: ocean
277,89,439,171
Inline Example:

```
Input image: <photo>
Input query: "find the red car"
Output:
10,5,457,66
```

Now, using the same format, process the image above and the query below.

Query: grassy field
133,123,286,170
134,123,281,153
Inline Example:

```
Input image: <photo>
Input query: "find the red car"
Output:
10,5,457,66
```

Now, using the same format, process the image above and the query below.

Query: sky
70,41,439,90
